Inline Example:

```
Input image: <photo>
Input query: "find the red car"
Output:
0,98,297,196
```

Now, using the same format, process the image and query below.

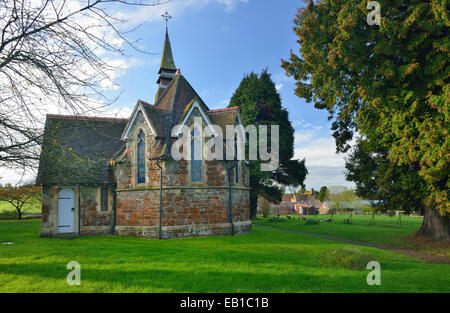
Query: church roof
139,100,171,137
155,74,209,121
36,115,128,185
207,107,239,135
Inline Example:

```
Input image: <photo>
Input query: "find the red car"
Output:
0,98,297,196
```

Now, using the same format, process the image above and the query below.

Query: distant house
270,193,297,215
318,202,330,214
295,203,317,215
262,192,332,216
294,193,319,215
282,193,297,203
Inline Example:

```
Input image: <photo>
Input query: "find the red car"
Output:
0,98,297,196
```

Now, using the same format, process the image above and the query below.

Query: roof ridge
139,100,167,112
207,106,238,113
46,114,129,122
179,75,209,111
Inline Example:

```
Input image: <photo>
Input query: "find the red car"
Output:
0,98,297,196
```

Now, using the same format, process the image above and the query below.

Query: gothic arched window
137,130,146,184
191,128,202,182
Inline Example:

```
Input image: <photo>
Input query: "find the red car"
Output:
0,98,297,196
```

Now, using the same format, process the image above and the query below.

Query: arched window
137,130,146,184
191,128,202,182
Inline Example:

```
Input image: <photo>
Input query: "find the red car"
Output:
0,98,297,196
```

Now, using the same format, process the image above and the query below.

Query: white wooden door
58,189,75,233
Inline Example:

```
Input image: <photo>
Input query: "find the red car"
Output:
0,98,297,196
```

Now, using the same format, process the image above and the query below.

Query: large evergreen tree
282,0,449,239
229,69,307,218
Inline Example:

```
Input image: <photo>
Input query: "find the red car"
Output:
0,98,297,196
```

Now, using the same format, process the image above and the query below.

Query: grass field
0,201,41,219
0,219,449,292
253,216,449,257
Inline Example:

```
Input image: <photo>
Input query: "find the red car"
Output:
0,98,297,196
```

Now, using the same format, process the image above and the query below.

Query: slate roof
36,115,128,185
155,75,209,122
281,193,296,202
297,193,318,203
139,100,171,137
207,107,239,135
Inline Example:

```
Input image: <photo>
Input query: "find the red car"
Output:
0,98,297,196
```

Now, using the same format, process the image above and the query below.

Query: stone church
36,27,251,239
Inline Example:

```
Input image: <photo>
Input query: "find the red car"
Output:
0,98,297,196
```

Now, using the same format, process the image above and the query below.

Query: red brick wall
116,187,249,227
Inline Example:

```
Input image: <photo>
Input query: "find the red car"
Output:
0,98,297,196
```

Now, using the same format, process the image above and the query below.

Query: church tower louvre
155,18,177,102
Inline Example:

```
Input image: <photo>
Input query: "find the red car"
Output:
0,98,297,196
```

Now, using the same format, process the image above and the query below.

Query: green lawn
0,200,41,219
253,216,419,246
253,216,449,257
0,219,449,292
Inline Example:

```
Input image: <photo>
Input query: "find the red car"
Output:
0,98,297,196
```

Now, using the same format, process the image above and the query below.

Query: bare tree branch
0,0,170,171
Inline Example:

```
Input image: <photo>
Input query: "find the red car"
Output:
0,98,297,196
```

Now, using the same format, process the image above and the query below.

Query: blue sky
1,0,354,189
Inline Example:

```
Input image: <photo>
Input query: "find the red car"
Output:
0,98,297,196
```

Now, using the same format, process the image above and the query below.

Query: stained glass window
137,130,146,184
191,128,202,182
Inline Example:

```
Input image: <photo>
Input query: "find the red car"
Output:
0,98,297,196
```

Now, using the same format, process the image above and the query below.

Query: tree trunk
17,209,22,220
416,206,450,241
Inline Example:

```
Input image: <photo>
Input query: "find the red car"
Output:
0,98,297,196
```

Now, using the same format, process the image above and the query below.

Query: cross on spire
161,11,172,29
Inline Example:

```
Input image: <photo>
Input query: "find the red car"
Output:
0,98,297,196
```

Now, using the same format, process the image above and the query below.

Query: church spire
155,12,177,103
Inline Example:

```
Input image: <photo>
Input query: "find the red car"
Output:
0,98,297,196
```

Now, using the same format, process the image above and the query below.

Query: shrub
258,197,271,218
0,209,19,220
305,218,319,225
318,247,373,271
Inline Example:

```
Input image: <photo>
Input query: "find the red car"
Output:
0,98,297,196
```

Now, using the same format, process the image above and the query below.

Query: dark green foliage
229,69,307,217
318,186,330,202
346,139,426,214
282,1,449,238
305,218,320,225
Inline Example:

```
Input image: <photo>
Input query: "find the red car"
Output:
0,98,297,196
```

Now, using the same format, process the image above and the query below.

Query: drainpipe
156,160,163,239
78,186,81,236
111,188,116,235
226,162,236,236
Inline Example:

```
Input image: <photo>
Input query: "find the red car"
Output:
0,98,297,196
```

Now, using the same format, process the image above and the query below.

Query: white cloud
116,0,249,28
0,167,35,186
275,83,283,91
294,130,316,145
217,0,249,11
293,131,353,190
294,137,346,168
100,104,134,119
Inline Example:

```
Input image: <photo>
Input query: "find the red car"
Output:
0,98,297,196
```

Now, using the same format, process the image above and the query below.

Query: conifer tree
229,69,307,218
282,0,449,239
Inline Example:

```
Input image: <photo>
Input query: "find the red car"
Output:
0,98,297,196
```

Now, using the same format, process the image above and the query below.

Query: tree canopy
0,185,41,219
282,0,449,239
0,0,168,170
229,69,307,217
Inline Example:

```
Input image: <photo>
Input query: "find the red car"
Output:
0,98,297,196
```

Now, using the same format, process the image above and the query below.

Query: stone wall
79,186,114,236
39,185,114,237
